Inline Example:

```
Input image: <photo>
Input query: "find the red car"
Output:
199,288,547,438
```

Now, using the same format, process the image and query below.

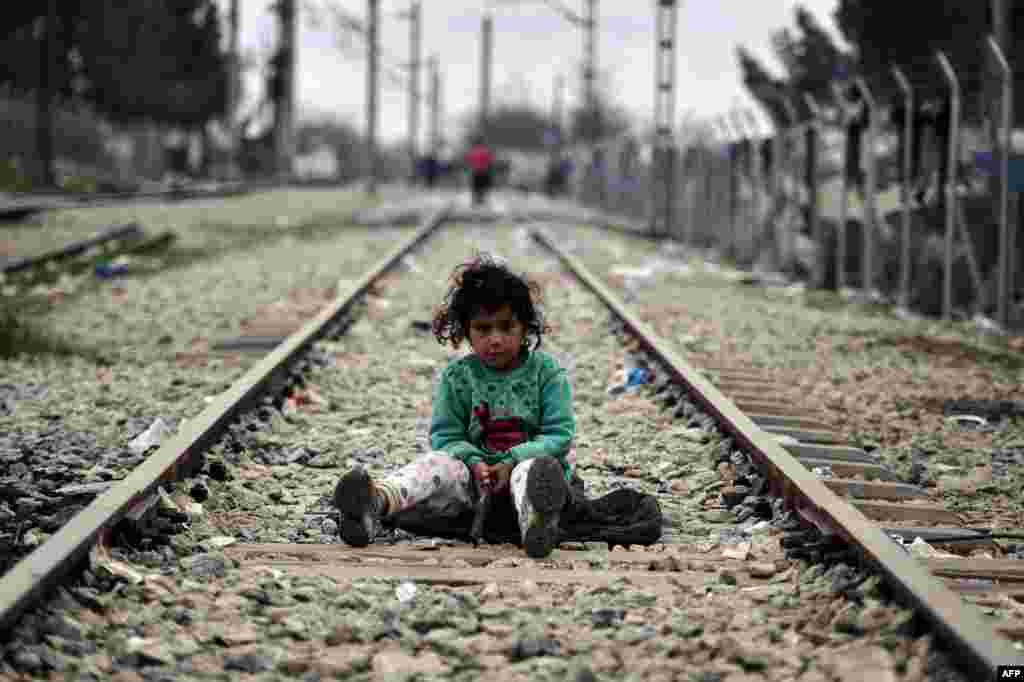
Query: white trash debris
206,536,237,549
907,537,958,559
772,434,800,445
396,581,417,604
128,417,173,455
745,520,774,536
722,541,752,560
945,414,988,428
401,254,422,274
811,466,834,479
973,313,1006,336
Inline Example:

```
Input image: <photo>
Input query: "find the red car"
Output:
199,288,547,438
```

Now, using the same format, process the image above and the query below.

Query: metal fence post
831,82,851,292
804,93,824,288
716,124,731,251
987,36,1013,328
892,66,914,310
855,77,879,299
936,51,961,321
683,143,695,245
733,110,757,261
774,98,798,274
718,116,738,256
745,110,765,264
705,128,718,247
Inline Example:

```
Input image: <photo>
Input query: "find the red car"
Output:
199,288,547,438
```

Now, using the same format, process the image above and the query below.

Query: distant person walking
419,153,440,189
465,137,495,207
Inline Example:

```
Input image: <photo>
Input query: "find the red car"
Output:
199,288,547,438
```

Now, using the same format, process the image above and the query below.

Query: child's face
468,304,525,371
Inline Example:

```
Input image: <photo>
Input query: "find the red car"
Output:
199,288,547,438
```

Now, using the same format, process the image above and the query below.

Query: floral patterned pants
375,452,572,541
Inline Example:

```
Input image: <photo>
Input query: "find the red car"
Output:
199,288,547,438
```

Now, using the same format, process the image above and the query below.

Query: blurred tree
771,7,852,116
735,5,852,125
834,0,990,117
76,0,228,126
0,0,228,127
463,105,553,151
0,2,80,98
735,46,789,125
569,94,632,144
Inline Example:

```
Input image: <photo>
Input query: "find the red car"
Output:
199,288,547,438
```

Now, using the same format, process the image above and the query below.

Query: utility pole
552,74,565,155
552,74,565,133
582,0,598,143
366,0,379,194
429,54,441,155
438,62,446,152
993,0,1010,63
225,0,241,179
548,73,566,185
651,0,678,238
480,13,493,136
991,0,1011,136
35,0,57,189
407,1,421,179
274,0,296,183
991,0,1016,327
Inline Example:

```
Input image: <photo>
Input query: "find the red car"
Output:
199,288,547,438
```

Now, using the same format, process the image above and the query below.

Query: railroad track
0,180,283,222
1,222,177,282
0,201,1020,681
0,180,289,286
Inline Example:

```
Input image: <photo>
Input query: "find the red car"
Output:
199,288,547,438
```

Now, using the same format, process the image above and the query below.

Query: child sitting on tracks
334,253,576,559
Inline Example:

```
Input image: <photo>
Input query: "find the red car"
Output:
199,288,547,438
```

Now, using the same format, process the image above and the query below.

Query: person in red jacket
465,136,495,207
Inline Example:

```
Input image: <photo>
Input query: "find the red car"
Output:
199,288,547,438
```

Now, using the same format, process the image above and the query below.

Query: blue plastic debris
95,262,129,279
625,367,650,388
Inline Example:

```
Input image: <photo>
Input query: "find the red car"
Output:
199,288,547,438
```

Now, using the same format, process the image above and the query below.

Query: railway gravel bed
539,221,1024,514
0,189,354,263
0,188,374,304
1,215,967,680
0,188,399,575
538,221,1024,627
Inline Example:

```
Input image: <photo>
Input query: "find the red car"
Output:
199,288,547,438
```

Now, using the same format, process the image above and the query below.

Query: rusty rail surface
530,226,1019,682
0,203,452,635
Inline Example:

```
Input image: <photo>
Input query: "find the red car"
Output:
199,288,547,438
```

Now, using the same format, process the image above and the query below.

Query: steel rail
0,180,288,220
531,227,1018,682
0,203,452,636
1,222,144,275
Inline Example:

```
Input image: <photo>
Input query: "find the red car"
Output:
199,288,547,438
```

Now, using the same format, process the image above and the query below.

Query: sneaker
334,467,382,547
522,457,569,559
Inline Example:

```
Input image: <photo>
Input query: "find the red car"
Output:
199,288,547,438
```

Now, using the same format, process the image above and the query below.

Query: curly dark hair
432,252,549,350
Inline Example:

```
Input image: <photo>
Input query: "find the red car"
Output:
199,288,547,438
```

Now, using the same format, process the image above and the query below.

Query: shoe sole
335,468,376,547
523,457,568,559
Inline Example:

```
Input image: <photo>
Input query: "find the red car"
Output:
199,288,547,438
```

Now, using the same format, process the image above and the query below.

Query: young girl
334,253,576,559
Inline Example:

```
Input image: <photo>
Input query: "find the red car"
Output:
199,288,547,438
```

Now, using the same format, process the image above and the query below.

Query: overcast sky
235,0,846,145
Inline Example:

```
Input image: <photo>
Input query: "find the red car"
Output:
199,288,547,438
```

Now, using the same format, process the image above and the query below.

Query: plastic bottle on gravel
606,366,651,397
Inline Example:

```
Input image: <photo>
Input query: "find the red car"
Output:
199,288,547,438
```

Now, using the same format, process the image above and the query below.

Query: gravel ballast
0,188,398,574
1,210,969,681
538,220,1024,523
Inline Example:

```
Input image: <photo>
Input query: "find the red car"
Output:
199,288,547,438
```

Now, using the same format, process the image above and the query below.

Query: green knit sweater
429,349,576,479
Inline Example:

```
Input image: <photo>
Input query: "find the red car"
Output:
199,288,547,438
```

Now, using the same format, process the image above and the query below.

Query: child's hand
471,462,492,490
491,462,514,493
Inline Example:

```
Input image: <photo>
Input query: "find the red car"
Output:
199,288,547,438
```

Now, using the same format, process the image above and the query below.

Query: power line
309,0,424,98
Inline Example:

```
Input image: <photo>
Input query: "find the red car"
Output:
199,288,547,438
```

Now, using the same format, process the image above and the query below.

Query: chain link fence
568,70,1023,331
